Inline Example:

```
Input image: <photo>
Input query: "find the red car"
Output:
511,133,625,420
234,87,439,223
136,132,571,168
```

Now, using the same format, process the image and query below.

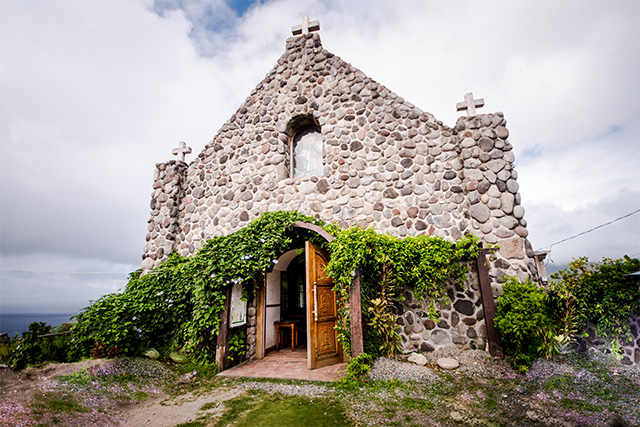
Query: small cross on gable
456,92,485,116
292,14,320,36
172,141,192,163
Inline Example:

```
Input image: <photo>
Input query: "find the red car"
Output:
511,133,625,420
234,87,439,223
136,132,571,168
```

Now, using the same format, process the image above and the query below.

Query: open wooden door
306,241,342,369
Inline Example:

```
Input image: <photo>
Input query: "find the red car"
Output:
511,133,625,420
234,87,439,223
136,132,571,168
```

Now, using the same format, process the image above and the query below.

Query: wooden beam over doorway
293,221,334,243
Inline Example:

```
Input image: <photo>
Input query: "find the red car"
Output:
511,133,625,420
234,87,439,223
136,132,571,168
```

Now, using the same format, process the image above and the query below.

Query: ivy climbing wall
396,262,487,353
142,31,539,292
580,315,640,366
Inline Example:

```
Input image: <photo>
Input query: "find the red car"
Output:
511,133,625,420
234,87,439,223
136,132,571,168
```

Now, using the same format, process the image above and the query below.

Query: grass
31,392,89,414
215,394,351,427
558,397,601,412
213,393,259,426
134,390,150,401
400,396,435,411
200,401,220,411
28,392,91,425
482,389,498,411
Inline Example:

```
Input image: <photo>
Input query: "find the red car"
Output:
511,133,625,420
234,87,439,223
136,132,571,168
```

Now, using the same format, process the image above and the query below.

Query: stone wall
141,32,537,291
578,314,640,366
142,161,187,269
396,262,487,353
245,296,258,361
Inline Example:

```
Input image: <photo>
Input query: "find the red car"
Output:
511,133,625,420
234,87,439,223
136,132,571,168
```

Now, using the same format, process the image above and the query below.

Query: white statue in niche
293,126,323,178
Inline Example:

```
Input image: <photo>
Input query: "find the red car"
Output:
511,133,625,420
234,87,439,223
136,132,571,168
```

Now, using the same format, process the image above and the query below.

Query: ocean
0,313,76,339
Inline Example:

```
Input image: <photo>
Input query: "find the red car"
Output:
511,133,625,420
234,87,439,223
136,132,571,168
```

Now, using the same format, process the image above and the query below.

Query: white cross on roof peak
456,92,485,116
172,141,192,163
292,14,320,36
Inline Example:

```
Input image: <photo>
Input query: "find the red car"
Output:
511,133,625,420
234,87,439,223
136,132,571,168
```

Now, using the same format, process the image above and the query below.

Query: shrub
551,256,640,340
68,211,326,366
336,352,374,390
494,277,556,372
8,322,73,370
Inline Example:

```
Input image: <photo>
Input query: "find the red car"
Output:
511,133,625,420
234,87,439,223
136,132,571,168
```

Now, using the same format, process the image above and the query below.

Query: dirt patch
123,388,242,426
0,359,102,401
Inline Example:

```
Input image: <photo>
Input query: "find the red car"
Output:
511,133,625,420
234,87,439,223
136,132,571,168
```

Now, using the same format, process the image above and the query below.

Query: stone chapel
141,17,545,366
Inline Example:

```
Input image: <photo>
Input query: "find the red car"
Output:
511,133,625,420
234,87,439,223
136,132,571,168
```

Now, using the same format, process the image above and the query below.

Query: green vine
550,256,640,341
227,329,246,365
327,229,480,356
69,210,481,367
70,211,327,366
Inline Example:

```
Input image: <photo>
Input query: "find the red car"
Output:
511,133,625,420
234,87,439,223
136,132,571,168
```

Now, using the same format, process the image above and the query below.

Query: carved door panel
306,241,342,369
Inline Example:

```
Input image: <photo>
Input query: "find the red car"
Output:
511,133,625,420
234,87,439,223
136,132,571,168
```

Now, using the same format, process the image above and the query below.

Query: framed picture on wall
230,282,247,328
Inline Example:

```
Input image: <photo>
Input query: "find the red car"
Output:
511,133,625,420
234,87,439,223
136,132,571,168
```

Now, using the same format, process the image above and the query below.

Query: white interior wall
263,249,301,351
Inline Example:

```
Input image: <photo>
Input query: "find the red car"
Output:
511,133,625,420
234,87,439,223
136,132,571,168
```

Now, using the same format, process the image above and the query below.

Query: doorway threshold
218,348,346,382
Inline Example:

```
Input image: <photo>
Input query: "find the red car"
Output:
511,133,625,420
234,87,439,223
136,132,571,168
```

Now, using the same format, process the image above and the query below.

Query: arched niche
285,115,323,179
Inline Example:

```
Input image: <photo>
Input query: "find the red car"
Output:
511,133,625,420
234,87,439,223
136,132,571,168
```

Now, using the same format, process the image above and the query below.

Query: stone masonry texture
141,33,544,355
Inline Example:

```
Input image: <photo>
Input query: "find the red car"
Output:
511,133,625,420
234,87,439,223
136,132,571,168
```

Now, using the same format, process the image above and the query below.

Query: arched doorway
256,241,342,369
262,249,306,353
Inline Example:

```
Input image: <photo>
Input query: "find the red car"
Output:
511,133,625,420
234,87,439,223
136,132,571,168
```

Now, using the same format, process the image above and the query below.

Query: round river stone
437,357,459,370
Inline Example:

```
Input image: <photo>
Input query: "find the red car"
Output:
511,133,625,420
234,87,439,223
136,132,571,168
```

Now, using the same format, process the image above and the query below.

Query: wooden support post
349,268,364,357
476,249,504,358
255,277,265,360
215,286,232,370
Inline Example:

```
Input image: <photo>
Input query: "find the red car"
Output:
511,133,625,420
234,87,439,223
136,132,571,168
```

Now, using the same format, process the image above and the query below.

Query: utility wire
570,220,640,254
538,208,640,256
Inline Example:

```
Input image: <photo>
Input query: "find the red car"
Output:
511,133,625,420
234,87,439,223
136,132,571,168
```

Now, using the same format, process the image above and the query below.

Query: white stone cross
291,14,320,36
456,92,485,116
172,141,192,163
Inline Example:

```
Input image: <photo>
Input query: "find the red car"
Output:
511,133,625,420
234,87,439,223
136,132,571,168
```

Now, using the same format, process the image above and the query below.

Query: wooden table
274,320,299,351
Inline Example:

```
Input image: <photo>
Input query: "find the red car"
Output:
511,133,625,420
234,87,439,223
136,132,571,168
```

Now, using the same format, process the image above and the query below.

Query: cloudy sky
1,0,639,315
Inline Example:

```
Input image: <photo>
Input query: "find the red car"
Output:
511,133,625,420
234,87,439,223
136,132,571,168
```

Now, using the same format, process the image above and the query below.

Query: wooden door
306,241,342,369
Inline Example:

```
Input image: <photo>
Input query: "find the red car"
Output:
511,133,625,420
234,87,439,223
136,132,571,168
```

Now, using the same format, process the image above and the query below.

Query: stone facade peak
142,28,538,291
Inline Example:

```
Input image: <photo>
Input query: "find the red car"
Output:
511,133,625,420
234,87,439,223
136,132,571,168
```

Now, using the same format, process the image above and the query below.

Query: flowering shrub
66,210,481,368
69,211,326,366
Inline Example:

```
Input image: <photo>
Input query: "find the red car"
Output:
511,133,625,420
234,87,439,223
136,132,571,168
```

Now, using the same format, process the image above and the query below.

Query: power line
570,220,640,253
538,208,640,254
